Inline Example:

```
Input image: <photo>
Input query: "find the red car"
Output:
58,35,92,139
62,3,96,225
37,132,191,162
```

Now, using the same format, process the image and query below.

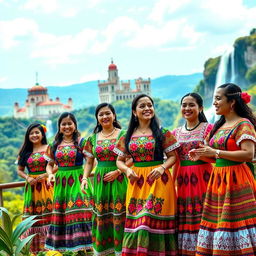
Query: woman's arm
116,155,139,183
190,140,255,162
81,157,94,192
147,151,176,181
17,165,37,185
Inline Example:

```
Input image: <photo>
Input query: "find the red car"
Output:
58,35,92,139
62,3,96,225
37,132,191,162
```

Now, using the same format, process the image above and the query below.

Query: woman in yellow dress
115,94,179,255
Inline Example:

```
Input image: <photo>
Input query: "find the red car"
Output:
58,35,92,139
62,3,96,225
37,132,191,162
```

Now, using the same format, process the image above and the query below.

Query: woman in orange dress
189,83,256,255
172,93,213,256
115,94,179,255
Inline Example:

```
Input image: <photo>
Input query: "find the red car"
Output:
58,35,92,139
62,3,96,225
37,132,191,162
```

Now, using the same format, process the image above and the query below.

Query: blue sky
0,0,255,89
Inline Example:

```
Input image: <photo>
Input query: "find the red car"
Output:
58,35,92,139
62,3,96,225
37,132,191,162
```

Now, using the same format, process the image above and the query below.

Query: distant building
14,82,72,119
98,60,151,103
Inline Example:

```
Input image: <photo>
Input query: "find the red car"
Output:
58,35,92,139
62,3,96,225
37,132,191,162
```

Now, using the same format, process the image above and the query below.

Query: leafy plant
0,207,38,256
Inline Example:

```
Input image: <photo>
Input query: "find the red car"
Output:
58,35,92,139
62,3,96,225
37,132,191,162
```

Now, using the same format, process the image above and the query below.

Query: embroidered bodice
44,138,86,167
208,118,256,151
115,128,179,162
83,130,125,161
172,123,213,161
19,151,47,173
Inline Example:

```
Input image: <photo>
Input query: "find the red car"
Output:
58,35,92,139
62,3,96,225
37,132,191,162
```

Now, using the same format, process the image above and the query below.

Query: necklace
63,138,73,143
137,127,148,134
101,128,116,138
185,122,201,131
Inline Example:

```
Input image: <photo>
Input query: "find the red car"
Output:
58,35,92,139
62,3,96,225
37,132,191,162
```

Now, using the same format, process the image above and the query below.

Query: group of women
17,82,256,256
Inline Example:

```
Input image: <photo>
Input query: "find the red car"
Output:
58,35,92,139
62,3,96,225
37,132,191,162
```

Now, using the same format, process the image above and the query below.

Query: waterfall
205,47,235,123
46,120,54,139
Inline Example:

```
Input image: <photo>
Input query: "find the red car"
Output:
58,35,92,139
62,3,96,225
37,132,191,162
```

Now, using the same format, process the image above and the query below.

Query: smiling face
181,95,202,122
133,96,155,122
29,127,43,145
97,106,115,129
213,88,233,116
59,116,76,137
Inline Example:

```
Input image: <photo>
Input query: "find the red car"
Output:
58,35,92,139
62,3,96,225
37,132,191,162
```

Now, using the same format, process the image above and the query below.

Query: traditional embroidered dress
44,138,92,252
196,118,256,256
19,151,53,253
83,130,127,256
114,128,179,256
172,123,213,256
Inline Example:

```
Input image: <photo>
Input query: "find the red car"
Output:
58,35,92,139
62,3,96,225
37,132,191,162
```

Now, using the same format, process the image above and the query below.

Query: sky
0,0,256,89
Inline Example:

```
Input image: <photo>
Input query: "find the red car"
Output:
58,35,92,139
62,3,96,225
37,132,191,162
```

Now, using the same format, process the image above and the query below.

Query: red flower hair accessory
241,92,251,104
41,124,47,133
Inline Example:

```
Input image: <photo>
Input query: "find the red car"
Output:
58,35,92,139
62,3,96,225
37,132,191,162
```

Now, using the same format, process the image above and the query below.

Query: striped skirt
45,166,93,252
177,160,212,256
196,159,256,256
122,161,178,256
22,172,53,253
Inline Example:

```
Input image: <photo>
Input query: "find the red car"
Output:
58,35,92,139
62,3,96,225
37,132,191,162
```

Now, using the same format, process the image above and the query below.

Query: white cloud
127,18,202,49
0,76,7,83
31,28,99,64
149,0,191,23
0,18,38,49
23,0,58,13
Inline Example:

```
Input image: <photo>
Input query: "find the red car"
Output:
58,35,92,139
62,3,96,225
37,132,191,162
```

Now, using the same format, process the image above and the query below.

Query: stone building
98,60,151,103
14,82,72,119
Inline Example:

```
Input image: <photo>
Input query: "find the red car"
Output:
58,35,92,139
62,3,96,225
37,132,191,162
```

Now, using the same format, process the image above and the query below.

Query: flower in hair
41,124,47,133
241,92,251,104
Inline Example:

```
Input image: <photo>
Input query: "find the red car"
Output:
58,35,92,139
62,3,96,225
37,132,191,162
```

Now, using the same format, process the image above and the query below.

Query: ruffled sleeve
113,134,127,157
44,143,55,163
162,128,180,153
204,123,214,138
83,135,94,158
234,119,256,146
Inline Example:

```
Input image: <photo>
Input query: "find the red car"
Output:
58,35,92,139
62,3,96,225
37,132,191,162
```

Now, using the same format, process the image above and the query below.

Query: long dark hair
180,92,208,122
125,94,164,160
93,103,121,133
18,123,47,165
53,112,81,153
209,83,256,139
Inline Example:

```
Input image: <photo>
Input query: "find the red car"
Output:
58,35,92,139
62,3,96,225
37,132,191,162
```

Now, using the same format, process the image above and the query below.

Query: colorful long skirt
89,161,127,256
177,160,212,256
122,161,178,256
45,166,93,252
196,159,256,256
21,172,53,253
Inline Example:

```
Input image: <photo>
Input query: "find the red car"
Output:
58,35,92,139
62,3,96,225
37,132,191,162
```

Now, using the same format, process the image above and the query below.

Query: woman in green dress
81,103,128,256
45,112,92,252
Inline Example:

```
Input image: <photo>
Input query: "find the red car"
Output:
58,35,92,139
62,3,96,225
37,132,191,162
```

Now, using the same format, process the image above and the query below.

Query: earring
134,116,137,122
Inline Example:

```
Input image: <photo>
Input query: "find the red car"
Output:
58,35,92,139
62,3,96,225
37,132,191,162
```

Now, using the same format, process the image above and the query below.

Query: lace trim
236,134,256,146
164,142,180,153
43,154,54,162
113,147,125,157
82,150,94,158
177,123,208,143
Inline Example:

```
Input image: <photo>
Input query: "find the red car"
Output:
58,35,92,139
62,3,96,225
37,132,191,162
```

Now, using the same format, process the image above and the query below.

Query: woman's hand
47,173,55,185
103,170,121,182
189,144,216,160
36,174,47,182
147,166,165,181
26,176,37,185
126,168,139,183
81,178,88,193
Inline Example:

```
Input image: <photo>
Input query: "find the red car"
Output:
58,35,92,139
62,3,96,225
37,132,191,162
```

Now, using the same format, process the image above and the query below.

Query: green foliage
203,57,220,88
3,191,23,218
246,65,256,84
0,207,38,256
